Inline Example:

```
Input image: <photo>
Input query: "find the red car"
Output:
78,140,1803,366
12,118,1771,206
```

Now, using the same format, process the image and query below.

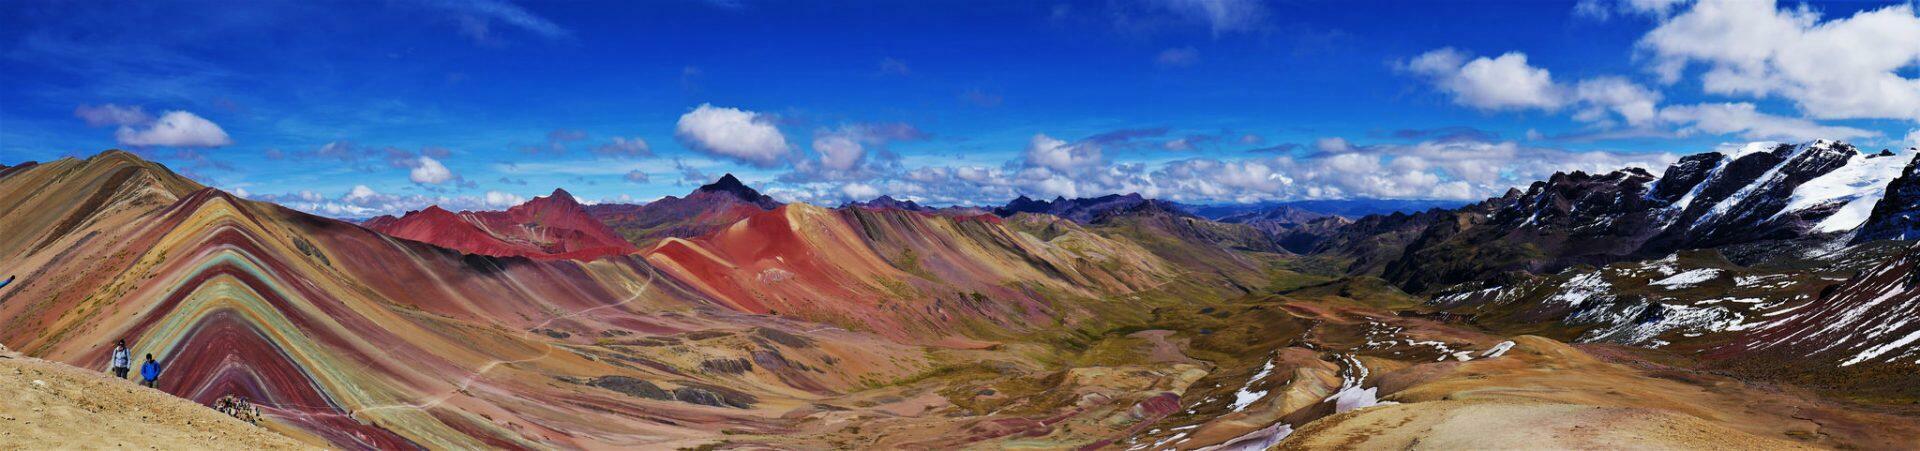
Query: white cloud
1023,133,1104,172
1905,128,1920,149
1406,48,1566,111
484,190,525,207
833,133,1678,205
1574,77,1663,126
840,182,881,200
785,123,926,182
674,103,791,167
74,104,150,127
113,111,232,148
812,134,865,172
346,184,380,202
1657,102,1877,141
1640,0,1920,121
256,185,500,218
409,156,455,184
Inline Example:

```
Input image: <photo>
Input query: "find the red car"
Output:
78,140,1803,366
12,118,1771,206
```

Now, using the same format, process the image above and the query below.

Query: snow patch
1775,150,1905,233
1195,421,1293,451
1481,340,1516,358
1229,357,1276,412
1651,268,1721,289
1328,386,1391,413
1548,272,1611,307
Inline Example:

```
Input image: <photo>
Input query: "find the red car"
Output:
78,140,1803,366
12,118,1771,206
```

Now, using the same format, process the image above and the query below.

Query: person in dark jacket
139,354,162,388
109,340,131,379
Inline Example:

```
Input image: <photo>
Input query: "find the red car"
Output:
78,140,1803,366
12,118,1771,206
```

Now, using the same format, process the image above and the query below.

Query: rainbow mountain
5,148,1920,449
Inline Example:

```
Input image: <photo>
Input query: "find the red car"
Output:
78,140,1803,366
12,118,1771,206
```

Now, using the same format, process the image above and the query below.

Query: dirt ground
0,345,312,450
1279,399,1816,450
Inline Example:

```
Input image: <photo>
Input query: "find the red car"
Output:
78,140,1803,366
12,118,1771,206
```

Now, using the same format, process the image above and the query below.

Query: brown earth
1281,400,1815,450
0,345,312,449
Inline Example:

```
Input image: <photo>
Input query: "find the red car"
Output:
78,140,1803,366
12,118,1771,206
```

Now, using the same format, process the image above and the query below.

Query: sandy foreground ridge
0,344,312,449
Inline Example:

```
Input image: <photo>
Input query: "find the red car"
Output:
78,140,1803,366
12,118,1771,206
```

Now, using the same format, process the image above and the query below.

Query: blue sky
4,0,1920,217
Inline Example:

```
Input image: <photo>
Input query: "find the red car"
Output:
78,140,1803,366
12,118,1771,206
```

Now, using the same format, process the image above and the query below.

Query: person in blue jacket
139,354,162,388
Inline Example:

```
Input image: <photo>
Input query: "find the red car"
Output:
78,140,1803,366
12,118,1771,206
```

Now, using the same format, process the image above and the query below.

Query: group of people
108,339,163,388
213,394,262,425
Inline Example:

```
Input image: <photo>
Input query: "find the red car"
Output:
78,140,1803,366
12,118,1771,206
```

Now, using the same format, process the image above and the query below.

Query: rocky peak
1650,152,1726,203
693,174,780,208
1856,152,1920,242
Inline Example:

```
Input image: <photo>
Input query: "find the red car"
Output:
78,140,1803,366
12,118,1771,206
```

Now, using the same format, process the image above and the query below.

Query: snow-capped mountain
1380,140,1914,293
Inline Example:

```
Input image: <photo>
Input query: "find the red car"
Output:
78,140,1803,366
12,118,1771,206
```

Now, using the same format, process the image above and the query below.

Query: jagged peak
700,173,750,192
692,173,778,208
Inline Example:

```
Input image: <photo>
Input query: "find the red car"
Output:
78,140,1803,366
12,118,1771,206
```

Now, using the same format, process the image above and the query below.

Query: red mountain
363,188,636,260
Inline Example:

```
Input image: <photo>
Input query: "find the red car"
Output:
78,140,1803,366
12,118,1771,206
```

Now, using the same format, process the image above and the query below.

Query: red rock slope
364,188,636,260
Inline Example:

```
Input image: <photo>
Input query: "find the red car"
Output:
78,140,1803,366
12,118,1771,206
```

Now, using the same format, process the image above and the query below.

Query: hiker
109,340,131,379
139,354,161,388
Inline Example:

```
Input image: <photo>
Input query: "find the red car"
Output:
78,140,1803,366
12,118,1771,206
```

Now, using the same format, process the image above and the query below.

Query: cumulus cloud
1023,133,1105,172
255,185,502,218
674,103,791,167
409,156,455,184
112,111,232,148
812,134,864,172
760,127,1685,207
74,104,151,127
839,182,881,200
1640,0,1920,121
1405,48,1671,128
484,190,525,208
1657,102,1877,141
784,134,1678,206
1907,129,1920,149
345,184,380,202
1574,77,1663,126
1408,31,1889,143
1405,48,1566,111
785,122,927,181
